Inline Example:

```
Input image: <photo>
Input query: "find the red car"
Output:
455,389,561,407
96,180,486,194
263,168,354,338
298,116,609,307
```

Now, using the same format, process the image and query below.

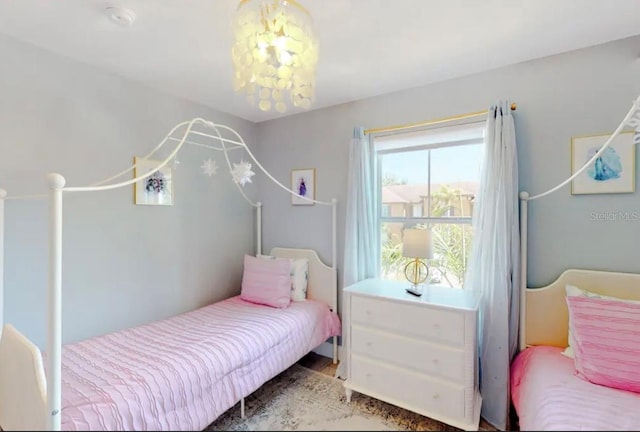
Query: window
381,204,391,217
375,122,484,288
411,204,423,217
444,206,455,217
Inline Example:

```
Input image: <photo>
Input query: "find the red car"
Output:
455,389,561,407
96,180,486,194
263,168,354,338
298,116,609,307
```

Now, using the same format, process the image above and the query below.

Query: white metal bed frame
0,118,339,431
519,95,640,350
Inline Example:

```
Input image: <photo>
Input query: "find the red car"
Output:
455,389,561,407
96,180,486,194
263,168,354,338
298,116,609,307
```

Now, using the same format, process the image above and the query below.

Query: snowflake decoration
231,160,255,186
201,157,218,177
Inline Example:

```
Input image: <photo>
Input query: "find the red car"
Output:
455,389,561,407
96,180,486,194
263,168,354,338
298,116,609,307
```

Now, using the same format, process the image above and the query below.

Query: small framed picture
291,168,315,205
571,131,635,195
134,157,174,205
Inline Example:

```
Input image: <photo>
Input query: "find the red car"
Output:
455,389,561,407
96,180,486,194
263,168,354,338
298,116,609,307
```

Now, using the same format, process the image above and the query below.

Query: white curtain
464,101,520,430
343,127,379,288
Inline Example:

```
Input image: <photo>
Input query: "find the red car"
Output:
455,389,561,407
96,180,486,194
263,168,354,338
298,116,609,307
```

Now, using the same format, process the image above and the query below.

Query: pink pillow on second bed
241,254,292,308
566,295,640,393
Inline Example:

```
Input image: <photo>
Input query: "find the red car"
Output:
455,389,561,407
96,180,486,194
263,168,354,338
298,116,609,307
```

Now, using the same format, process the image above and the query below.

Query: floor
296,352,511,431
296,351,338,377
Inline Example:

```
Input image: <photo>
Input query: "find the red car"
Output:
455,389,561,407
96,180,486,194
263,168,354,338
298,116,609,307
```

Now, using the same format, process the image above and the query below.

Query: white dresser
342,278,482,431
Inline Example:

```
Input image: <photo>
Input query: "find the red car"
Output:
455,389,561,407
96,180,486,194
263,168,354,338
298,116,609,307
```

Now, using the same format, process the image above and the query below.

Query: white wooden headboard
270,247,338,313
0,324,47,431
524,268,640,348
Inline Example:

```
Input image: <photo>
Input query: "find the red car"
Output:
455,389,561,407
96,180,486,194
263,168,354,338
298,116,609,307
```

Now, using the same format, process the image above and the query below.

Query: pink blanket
58,296,340,431
511,345,640,431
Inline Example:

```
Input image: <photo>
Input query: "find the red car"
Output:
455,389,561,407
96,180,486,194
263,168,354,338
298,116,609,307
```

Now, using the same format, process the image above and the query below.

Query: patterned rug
206,364,480,431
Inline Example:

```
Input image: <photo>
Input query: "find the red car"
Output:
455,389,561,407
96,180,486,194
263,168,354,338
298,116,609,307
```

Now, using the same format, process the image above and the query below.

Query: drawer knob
365,310,372,315
432,323,440,329
433,394,440,400
366,341,373,347
432,358,439,364
366,372,373,378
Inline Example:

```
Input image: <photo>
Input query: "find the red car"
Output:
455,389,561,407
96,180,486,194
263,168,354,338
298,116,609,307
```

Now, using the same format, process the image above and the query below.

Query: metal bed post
47,173,65,431
256,201,262,255
331,198,338,364
518,192,528,351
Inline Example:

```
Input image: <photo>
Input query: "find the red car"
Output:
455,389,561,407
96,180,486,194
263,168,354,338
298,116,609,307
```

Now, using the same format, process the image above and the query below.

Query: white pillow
563,284,640,358
257,255,309,301
289,258,309,301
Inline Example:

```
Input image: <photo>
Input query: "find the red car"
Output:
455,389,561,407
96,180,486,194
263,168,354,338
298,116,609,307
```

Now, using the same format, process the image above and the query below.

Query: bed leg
345,388,352,403
332,335,338,364
240,397,245,418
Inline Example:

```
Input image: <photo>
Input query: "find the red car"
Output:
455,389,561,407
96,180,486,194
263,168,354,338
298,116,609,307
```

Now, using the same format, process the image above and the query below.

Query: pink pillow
241,254,291,308
566,295,640,393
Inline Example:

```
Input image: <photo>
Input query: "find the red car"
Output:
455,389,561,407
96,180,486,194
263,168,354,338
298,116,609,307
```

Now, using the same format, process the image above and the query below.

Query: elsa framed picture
291,168,315,205
134,156,174,205
571,131,635,195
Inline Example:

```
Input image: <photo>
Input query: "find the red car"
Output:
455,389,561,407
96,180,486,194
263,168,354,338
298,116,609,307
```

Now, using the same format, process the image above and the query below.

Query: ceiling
1,0,639,123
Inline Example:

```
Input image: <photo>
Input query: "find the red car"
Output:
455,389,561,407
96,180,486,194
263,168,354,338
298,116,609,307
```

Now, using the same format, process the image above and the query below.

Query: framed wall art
133,156,174,205
291,168,315,205
571,131,635,195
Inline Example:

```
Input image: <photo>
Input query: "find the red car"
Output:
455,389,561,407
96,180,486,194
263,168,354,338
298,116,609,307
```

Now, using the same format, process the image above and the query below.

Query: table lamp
402,228,434,296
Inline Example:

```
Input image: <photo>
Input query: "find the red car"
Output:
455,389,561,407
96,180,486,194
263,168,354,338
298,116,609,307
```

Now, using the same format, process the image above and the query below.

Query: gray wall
0,34,258,348
255,35,640,306
3,31,639,348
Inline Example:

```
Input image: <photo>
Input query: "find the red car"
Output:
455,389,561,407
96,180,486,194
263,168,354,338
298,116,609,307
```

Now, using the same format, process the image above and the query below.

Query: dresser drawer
350,354,465,421
350,294,465,345
351,324,465,382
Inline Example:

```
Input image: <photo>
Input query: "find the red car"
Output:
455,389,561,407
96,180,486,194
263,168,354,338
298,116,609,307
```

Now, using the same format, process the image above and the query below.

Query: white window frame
374,122,484,285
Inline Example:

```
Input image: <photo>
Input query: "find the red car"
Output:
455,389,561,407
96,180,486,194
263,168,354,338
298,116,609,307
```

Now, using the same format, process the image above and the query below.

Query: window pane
377,128,482,289
380,222,410,281
380,150,428,218
381,204,391,217
380,222,474,289
429,144,482,218
412,204,423,217
429,223,474,289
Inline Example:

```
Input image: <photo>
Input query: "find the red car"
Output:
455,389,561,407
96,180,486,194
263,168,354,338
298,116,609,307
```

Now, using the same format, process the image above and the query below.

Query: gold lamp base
404,258,429,297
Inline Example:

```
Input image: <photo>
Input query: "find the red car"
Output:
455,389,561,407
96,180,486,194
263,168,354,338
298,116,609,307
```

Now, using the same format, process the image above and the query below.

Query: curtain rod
364,102,517,135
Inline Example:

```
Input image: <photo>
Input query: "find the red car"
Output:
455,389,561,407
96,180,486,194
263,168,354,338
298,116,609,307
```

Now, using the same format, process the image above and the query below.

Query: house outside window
381,204,391,217
445,206,456,217
375,122,484,288
412,204,423,217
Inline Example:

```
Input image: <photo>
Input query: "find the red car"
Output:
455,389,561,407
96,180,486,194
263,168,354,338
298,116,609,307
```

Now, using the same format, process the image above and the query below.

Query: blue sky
381,143,483,185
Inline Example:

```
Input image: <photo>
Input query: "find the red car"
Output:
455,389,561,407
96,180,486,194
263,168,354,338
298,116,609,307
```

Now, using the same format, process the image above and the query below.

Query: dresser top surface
344,278,480,310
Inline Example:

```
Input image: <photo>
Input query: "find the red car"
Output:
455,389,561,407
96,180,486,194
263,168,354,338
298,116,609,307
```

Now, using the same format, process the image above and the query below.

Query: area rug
206,364,472,431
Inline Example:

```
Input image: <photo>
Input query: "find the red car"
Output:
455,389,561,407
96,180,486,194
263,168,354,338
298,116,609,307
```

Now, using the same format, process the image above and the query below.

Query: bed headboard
270,247,337,313
0,324,47,431
525,268,640,348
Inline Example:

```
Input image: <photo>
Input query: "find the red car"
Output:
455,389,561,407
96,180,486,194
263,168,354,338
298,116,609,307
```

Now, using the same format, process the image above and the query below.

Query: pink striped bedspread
57,296,340,431
511,345,640,431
